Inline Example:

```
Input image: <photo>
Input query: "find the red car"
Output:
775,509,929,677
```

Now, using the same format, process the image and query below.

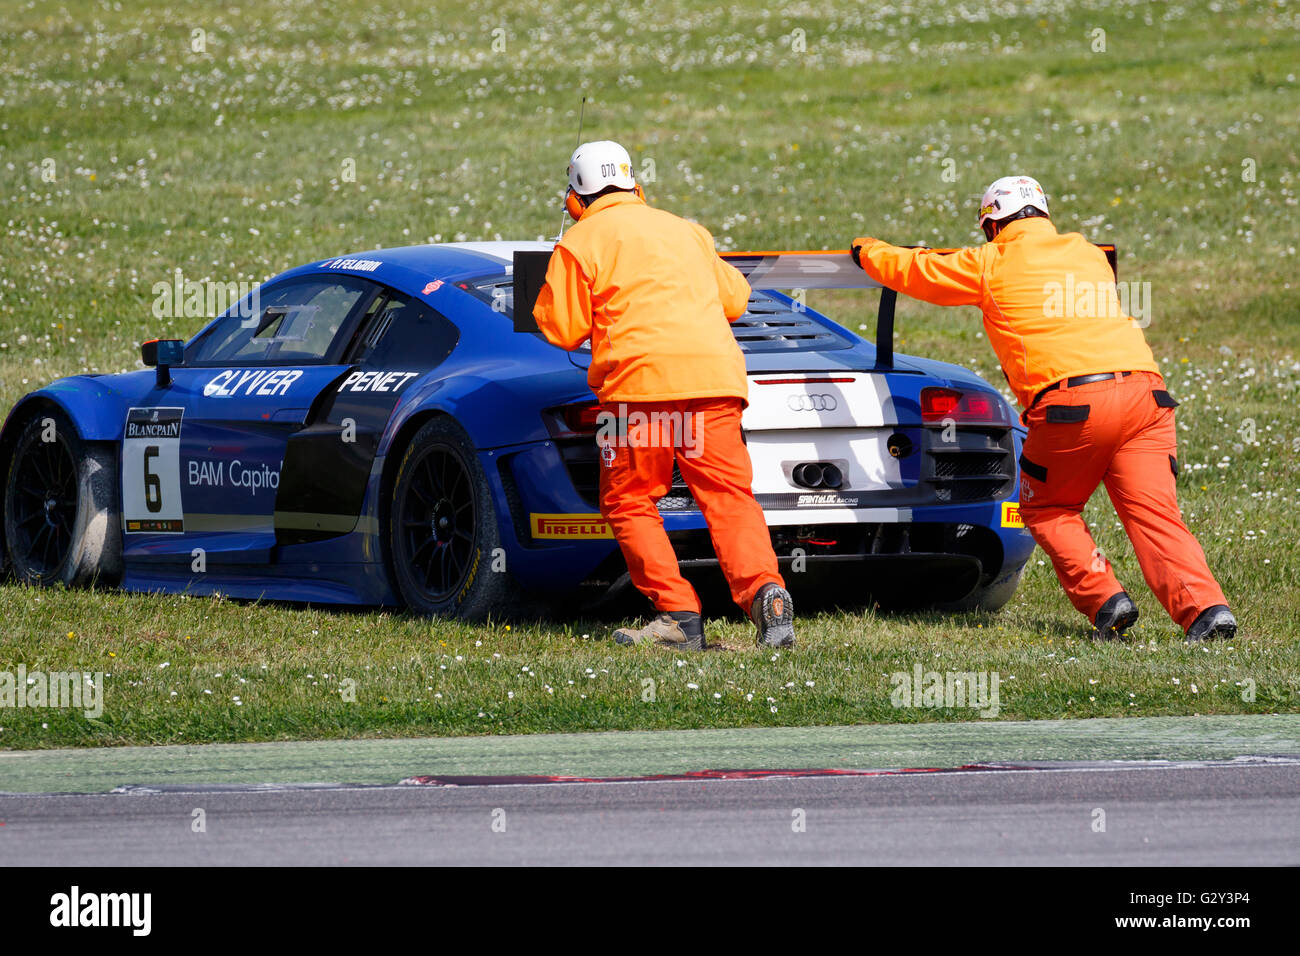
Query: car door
120,274,379,566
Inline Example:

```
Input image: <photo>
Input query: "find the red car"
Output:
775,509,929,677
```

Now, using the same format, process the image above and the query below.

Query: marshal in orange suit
533,140,794,651
851,176,1235,642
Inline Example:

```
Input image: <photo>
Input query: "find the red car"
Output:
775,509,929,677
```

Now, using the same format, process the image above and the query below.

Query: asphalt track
0,760,1296,865
2,716,1297,864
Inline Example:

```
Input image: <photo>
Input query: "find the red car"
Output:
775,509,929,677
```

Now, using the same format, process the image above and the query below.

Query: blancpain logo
49,886,151,936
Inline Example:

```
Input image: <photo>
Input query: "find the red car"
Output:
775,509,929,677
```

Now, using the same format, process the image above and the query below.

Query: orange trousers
598,397,783,615
1018,371,1227,629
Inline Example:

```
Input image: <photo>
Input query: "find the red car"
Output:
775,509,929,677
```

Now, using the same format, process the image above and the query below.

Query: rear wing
511,244,1118,370
723,245,1118,370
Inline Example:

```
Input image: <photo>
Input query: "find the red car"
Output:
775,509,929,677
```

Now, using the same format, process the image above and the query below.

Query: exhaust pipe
792,462,843,489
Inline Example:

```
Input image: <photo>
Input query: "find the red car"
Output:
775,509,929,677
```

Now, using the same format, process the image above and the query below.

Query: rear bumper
492,436,1035,598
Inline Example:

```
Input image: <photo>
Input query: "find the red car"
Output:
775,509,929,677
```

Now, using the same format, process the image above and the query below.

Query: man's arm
714,256,752,321
851,237,983,307
533,245,594,351
703,229,751,320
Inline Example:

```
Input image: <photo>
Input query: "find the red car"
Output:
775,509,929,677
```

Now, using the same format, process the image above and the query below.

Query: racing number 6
143,445,163,513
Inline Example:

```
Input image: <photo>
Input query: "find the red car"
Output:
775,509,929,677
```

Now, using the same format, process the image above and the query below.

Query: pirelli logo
1001,501,1024,529
530,513,613,540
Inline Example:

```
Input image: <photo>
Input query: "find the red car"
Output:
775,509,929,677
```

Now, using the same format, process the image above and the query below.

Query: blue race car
0,242,1034,619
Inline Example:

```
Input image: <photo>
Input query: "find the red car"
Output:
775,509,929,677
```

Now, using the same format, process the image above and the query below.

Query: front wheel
3,411,122,587
386,417,521,620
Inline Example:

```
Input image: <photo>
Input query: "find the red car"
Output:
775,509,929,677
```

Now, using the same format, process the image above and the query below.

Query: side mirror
141,338,185,388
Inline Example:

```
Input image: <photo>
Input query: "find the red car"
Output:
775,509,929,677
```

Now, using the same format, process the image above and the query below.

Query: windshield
188,276,373,366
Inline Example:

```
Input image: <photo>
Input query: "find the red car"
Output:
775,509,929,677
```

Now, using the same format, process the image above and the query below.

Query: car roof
277,241,555,296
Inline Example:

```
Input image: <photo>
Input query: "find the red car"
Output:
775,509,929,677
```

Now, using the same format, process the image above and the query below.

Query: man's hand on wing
850,237,878,269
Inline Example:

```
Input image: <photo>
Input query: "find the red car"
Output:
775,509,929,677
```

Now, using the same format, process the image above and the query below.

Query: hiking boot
1092,591,1139,640
751,583,795,648
1186,605,1236,643
613,611,706,651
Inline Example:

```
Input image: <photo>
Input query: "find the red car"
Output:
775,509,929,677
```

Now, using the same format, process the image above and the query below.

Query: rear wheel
3,412,121,587
386,417,520,619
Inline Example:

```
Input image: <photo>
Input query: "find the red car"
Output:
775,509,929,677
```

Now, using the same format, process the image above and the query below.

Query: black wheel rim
397,445,477,603
7,431,78,578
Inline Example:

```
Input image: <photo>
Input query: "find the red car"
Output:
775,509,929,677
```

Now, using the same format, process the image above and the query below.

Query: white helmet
978,175,1049,228
568,140,636,196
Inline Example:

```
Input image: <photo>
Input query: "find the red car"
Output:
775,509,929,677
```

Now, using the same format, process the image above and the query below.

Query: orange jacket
533,191,752,404
854,217,1158,408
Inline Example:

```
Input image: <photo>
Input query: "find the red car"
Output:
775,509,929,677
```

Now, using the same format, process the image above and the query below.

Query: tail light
920,387,1010,425
544,402,603,439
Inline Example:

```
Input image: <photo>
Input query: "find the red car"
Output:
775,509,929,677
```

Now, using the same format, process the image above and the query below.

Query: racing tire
2,411,122,588
935,562,1027,614
386,416,520,620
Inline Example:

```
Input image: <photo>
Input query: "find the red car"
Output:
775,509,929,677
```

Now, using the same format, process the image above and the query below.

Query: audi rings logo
787,393,838,412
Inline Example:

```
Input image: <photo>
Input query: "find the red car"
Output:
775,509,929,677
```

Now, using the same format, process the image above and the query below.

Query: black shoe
1186,605,1236,643
1092,591,1139,640
751,584,795,648
614,611,707,651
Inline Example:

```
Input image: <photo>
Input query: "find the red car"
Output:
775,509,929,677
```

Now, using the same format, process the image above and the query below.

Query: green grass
0,0,1298,748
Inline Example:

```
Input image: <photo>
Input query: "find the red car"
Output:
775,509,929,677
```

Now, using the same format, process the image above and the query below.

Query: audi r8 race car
0,242,1035,619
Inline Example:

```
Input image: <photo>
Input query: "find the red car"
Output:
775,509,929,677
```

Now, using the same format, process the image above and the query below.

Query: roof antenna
556,96,587,240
